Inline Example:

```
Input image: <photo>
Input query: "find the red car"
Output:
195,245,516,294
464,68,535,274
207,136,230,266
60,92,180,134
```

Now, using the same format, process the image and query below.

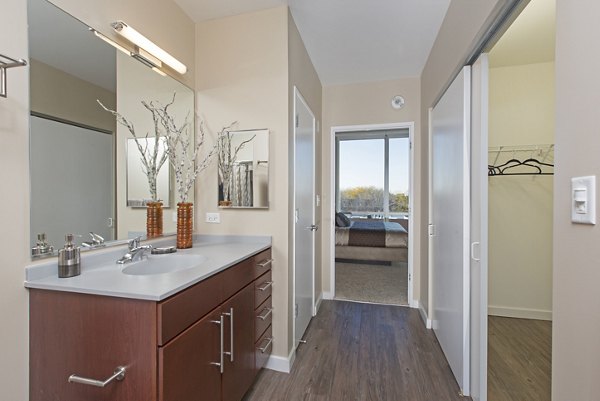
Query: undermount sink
121,254,208,276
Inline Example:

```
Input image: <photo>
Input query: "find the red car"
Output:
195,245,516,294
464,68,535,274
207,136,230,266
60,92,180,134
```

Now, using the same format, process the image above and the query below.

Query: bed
335,218,408,263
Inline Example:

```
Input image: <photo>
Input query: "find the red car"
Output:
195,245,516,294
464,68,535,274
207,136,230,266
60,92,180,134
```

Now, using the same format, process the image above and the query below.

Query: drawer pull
257,281,273,292
223,308,234,362
257,258,273,268
257,307,273,321
209,316,224,373
257,337,273,353
68,366,126,387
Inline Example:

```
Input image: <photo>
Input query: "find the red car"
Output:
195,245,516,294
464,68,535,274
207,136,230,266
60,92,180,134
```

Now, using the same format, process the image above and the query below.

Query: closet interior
487,0,555,399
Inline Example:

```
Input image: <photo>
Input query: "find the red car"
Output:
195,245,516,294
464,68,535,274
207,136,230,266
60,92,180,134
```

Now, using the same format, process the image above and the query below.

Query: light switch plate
571,176,596,224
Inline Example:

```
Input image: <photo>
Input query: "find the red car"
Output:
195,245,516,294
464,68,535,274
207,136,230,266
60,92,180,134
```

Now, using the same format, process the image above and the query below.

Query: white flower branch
153,96,233,204
97,99,169,202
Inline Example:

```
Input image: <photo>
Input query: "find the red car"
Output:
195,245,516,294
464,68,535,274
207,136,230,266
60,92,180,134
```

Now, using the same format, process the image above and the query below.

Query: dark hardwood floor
243,300,469,401
488,316,552,401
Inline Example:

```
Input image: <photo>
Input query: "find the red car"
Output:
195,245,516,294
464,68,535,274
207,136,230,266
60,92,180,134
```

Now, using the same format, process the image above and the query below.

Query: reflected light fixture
89,28,131,56
111,21,187,74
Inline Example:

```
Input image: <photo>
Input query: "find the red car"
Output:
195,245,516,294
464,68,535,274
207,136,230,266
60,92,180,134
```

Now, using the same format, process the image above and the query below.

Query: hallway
244,300,468,401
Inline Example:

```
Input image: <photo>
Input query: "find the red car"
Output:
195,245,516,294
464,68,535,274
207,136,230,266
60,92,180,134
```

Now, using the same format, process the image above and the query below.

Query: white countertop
24,235,271,301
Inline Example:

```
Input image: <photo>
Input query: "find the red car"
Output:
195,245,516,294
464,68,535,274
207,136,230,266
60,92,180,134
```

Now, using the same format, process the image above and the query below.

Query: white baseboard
265,348,296,373
419,303,432,329
488,305,552,321
314,292,323,315
410,299,419,309
322,291,334,300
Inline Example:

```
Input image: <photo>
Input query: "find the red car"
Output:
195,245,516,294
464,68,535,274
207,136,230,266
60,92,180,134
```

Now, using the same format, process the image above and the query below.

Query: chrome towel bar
68,366,126,387
0,53,27,99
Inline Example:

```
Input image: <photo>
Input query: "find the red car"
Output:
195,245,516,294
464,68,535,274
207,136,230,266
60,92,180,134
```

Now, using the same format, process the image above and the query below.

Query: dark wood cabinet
222,284,255,401
159,309,222,401
29,247,273,401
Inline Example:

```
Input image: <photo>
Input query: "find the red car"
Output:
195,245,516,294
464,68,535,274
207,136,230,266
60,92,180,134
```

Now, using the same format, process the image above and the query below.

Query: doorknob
306,225,319,231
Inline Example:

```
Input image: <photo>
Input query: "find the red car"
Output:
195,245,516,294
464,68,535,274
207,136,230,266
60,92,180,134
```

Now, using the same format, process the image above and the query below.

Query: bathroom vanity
26,236,273,401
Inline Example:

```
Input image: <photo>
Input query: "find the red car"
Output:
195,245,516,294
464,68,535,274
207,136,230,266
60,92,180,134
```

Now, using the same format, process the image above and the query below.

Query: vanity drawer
253,248,273,278
157,272,222,346
255,296,272,340
255,270,272,308
220,257,255,301
255,325,273,371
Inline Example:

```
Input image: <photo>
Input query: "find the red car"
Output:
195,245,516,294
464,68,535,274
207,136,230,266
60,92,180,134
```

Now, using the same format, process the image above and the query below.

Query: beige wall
488,62,554,319
321,77,420,301
48,0,195,88
30,59,116,131
419,0,505,315
288,11,323,307
0,0,30,398
195,7,292,359
553,0,600,398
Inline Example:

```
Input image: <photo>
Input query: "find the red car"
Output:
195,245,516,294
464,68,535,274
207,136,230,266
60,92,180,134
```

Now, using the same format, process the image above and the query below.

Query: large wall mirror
28,0,194,257
218,129,269,209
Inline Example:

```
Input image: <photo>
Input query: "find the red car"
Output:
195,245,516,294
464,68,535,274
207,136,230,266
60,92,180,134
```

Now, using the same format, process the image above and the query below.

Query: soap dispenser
58,234,81,278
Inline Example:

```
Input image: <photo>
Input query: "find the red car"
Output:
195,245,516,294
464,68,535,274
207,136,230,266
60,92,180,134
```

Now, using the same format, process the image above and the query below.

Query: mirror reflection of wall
28,0,194,256
218,129,269,209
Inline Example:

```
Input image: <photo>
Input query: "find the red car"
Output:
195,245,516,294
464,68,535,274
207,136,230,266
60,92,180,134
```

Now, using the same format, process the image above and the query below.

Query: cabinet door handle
68,366,126,387
257,258,273,268
209,316,224,374
257,307,273,321
222,307,234,362
257,281,273,291
257,337,273,353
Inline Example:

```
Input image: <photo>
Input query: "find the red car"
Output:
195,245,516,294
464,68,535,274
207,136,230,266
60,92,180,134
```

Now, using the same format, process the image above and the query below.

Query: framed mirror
28,0,194,257
218,129,269,209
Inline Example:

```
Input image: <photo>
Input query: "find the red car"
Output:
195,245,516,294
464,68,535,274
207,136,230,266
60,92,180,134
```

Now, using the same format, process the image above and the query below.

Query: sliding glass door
335,130,409,220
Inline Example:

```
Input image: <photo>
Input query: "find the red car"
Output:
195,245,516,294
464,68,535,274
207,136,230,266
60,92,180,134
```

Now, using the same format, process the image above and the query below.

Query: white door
430,67,471,395
470,54,489,401
294,87,316,347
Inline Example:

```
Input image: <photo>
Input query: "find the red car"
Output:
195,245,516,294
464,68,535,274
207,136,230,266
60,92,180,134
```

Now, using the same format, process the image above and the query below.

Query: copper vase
146,201,163,238
177,202,193,249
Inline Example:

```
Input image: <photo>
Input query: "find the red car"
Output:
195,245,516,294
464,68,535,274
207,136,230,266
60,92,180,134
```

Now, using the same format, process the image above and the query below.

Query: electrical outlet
206,212,221,223
172,211,177,223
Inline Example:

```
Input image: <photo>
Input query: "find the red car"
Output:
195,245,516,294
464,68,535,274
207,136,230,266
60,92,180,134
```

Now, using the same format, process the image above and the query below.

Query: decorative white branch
154,97,232,204
98,99,169,202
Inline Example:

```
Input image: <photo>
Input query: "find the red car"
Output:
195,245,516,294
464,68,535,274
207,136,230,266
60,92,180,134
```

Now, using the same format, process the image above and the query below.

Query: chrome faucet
116,236,152,264
82,232,105,248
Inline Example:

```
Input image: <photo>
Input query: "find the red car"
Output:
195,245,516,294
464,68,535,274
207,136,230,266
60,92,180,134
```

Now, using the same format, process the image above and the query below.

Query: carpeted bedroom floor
334,261,408,306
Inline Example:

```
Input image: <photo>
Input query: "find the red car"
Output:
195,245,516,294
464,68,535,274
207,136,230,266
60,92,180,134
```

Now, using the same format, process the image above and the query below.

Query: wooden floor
488,316,552,401
243,300,469,401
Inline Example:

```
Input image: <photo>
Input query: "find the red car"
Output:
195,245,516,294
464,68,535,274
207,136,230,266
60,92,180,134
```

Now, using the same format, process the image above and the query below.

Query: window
335,130,409,219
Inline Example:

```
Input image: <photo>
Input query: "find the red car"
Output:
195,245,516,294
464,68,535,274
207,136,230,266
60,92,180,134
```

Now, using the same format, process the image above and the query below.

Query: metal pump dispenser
58,234,81,278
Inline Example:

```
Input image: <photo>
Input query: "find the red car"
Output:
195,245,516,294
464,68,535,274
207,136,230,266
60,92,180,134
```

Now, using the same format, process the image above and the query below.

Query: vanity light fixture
111,21,187,74
89,28,131,56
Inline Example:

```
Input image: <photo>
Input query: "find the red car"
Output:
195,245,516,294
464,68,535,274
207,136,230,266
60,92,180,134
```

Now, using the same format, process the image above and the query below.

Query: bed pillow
335,212,351,227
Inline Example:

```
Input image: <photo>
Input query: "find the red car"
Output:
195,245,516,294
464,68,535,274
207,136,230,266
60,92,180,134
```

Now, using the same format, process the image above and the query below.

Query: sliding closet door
470,54,489,401
430,66,471,395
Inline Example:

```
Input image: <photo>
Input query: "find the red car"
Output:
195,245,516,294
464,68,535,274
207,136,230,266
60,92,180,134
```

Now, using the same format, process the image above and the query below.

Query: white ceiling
174,0,451,85
489,0,555,67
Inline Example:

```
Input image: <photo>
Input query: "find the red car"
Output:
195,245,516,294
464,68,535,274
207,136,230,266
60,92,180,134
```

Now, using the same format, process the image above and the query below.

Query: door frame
292,86,316,351
328,121,415,306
